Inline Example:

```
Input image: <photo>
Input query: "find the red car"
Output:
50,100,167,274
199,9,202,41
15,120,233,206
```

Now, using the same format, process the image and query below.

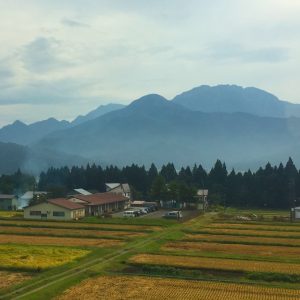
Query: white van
164,211,183,219
123,210,137,218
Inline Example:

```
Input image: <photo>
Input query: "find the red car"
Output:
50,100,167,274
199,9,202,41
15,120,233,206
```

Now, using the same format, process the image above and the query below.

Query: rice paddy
130,254,300,275
0,244,89,271
57,275,300,300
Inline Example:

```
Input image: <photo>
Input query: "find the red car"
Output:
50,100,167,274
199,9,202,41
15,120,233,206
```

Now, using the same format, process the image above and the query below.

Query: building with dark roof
0,194,18,211
24,198,85,220
105,183,131,199
70,193,130,216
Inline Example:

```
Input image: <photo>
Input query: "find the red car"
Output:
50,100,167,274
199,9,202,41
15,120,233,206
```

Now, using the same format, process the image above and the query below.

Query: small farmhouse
291,207,300,221
0,194,18,211
70,193,130,216
24,198,85,220
195,189,209,210
106,183,131,199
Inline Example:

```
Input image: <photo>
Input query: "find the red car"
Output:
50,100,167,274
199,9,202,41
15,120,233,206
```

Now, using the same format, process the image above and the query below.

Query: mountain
173,85,300,118
35,94,300,169
0,141,87,175
72,103,125,126
0,118,70,145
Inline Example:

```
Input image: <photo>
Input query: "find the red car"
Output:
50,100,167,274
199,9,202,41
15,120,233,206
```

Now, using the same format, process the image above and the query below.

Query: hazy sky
0,0,300,126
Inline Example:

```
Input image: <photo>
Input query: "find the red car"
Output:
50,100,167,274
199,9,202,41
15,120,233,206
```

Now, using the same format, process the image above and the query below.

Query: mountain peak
12,120,26,127
172,84,287,117
129,94,169,108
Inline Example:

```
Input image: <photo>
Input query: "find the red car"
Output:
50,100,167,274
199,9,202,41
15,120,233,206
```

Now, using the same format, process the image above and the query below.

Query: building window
30,211,41,216
53,211,65,217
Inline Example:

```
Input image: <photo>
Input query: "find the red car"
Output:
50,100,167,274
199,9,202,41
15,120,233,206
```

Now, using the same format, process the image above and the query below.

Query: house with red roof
24,198,85,220
69,193,130,216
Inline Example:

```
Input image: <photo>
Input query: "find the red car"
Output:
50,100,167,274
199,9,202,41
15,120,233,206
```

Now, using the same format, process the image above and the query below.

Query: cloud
21,37,72,73
61,18,89,28
208,42,289,64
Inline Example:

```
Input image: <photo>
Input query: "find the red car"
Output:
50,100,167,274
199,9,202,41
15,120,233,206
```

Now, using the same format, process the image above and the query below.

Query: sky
0,0,300,126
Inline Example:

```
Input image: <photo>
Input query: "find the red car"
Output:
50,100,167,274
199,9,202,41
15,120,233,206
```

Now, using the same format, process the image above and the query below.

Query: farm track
0,225,178,300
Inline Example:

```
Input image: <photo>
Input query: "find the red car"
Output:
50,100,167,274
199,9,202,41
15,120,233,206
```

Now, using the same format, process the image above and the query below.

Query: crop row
0,225,145,239
184,233,300,247
57,275,300,299
0,219,161,232
195,228,300,238
0,234,124,248
210,223,300,233
0,271,31,290
129,254,300,275
163,241,300,259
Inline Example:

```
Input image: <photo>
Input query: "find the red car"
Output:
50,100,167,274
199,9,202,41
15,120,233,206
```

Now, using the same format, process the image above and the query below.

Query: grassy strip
0,216,175,227
0,231,131,241
129,263,300,284
182,238,300,248
210,224,300,233
183,229,300,239
0,222,154,233
83,216,176,227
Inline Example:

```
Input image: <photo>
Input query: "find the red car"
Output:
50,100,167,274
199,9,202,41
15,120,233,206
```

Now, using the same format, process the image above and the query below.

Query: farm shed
24,198,85,220
0,194,18,211
291,207,300,221
106,183,131,199
70,193,130,216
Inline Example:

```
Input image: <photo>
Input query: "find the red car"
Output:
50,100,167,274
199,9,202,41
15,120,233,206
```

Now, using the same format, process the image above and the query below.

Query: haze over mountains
1,84,300,174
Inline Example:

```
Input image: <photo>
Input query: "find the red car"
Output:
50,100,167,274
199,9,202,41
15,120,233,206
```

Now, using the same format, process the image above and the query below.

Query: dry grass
0,226,145,238
0,234,124,248
211,223,300,232
0,219,161,232
185,233,300,246
0,271,31,289
199,228,300,238
57,275,300,299
0,211,23,218
130,254,300,275
0,245,89,270
163,242,300,259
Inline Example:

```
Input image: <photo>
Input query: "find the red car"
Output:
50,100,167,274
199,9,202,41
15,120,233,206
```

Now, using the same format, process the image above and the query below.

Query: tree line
34,158,300,209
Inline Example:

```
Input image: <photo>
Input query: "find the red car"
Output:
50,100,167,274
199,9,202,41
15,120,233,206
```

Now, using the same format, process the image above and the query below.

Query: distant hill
72,103,125,126
173,85,300,118
35,94,300,169
3,85,300,172
0,141,87,175
0,118,70,145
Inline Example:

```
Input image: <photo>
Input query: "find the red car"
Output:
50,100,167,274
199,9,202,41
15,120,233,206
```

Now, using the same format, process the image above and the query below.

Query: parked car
123,211,138,218
164,211,183,219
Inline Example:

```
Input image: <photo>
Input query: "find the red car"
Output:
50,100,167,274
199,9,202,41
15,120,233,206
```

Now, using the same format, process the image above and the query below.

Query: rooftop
48,198,85,210
0,194,15,200
73,193,127,206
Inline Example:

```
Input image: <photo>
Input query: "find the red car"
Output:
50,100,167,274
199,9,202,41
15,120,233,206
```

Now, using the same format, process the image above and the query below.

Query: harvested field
0,271,31,289
197,228,300,238
57,275,300,300
0,244,89,270
0,234,123,248
163,242,300,259
185,233,300,246
210,223,300,232
0,226,145,239
130,254,300,275
0,220,161,232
